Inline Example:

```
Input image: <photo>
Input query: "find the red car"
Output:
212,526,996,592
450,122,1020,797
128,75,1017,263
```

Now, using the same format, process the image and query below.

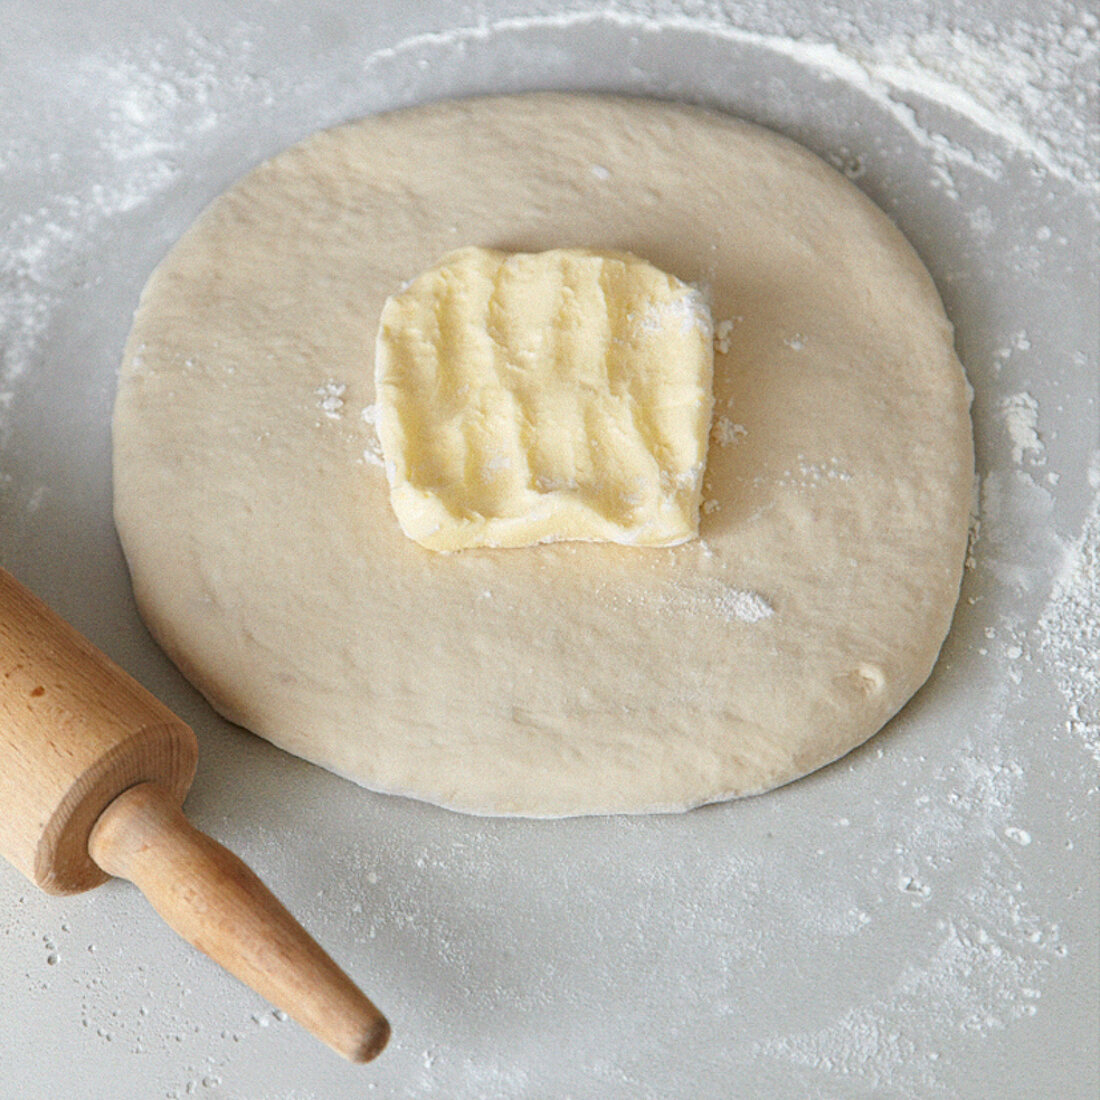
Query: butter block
374,246,714,551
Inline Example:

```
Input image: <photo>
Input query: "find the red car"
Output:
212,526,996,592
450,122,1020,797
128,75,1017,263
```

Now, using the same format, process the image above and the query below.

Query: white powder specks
751,728,1064,1090
713,317,738,355
1037,482,1100,761
636,289,712,337
360,403,385,466
0,27,272,454
977,469,1058,593
794,456,852,485
715,586,774,623
757,455,854,492
365,6,1098,190
315,380,347,418
711,415,747,446
1000,391,1045,465
755,1005,921,1085
827,964,1049,1082
854,22,1099,190
656,577,774,624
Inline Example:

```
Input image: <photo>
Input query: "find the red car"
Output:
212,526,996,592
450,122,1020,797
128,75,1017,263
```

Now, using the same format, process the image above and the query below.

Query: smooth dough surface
375,246,714,550
113,94,973,816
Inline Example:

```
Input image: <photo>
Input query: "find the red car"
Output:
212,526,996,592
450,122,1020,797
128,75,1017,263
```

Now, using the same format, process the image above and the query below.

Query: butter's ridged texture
374,247,714,550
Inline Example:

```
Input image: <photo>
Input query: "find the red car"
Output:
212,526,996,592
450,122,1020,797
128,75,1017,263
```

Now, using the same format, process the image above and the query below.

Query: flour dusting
658,577,774,624
1037,477,1100,763
360,403,386,467
365,5,1099,192
315,380,347,419
715,586,774,624
0,26,273,453
711,415,747,446
713,317,739,355
1000,391,1045,465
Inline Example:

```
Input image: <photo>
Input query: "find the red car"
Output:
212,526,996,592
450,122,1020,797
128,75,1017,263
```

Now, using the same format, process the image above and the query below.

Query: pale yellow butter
374,246,714,551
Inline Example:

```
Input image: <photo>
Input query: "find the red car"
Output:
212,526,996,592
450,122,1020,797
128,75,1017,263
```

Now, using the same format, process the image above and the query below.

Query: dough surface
113,94,973,816
375,246,714,550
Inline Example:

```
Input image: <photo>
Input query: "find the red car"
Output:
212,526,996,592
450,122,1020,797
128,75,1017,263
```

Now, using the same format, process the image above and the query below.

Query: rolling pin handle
88,781,390,1063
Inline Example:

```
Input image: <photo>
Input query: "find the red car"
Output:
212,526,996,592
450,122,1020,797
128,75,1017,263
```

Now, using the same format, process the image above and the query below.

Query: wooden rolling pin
0,566,390,1063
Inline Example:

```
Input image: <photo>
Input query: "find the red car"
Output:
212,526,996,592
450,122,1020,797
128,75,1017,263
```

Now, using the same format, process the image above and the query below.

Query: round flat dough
113,94,973,816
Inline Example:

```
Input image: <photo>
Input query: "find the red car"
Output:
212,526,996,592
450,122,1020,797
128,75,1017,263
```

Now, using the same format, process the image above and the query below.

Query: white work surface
1,2,1096,1097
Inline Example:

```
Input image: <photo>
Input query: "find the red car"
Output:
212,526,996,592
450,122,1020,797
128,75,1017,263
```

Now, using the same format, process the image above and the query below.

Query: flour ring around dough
112,93,973,816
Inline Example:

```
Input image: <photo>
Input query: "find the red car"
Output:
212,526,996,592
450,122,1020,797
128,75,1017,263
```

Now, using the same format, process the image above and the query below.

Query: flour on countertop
713,317,740,355
365,5,1099,192
1037,471,1100,763
1000,391,1045,465
0,27,274,452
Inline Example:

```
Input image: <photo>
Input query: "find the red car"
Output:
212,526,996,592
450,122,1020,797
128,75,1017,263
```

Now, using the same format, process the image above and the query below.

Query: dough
112,94,973,816
375,246,714,550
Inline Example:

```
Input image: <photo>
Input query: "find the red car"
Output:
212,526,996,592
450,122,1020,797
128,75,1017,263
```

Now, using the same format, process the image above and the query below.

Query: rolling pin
0,566,390,1063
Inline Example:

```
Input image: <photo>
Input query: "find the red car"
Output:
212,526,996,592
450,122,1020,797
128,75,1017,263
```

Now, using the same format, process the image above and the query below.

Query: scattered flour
711,415,747,446
0,27,274,452
793,456,852,485
635,289,712,336
1000,391,1045,465
713,317,738,355
360,403,386,466
658,577,774,624
364,5,1100,192
315,380,347,418
1037,477,1100,763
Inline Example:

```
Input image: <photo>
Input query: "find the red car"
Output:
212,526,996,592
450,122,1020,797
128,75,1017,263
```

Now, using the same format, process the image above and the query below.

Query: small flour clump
712,416,747,446
316,380,346,418
360,403,385,467
713,318,739,355
654,577,775,625
999,391,1045,465
716,587,774,624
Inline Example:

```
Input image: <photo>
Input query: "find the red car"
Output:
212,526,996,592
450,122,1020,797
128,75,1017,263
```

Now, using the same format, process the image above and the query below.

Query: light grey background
1,2,1097,1097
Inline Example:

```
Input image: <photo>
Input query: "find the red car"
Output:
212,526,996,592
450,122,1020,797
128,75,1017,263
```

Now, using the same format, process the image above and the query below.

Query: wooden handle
89,782,390,1063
